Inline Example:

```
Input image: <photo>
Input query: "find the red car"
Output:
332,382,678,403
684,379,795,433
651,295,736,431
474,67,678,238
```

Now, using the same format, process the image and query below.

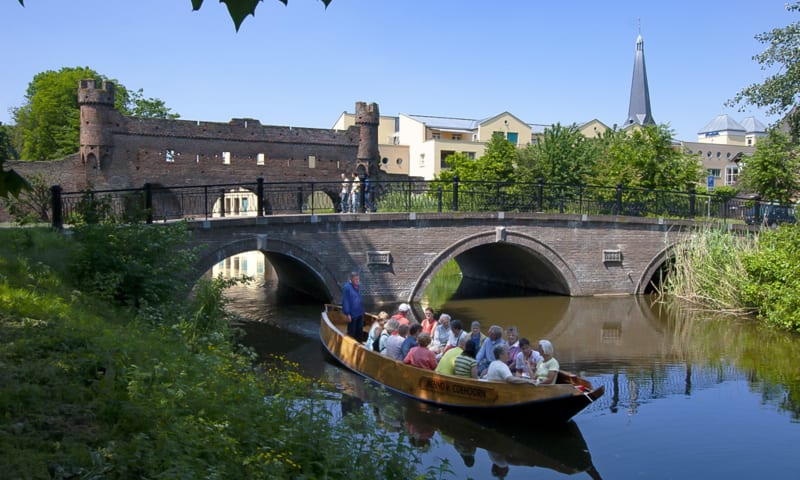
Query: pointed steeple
625,32,655,127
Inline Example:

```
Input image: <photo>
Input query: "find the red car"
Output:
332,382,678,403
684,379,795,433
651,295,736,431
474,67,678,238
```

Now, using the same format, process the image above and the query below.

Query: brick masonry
187,212,724,304
2,80,382,222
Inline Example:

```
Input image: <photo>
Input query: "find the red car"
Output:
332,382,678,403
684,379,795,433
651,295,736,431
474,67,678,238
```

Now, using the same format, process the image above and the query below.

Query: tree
129,89,181,119
727,2,800,138
516,123,598,185
593,124,702,191
737,129,800,204
13,67,122,160
12,67,179,161
0,124,18,161
17,0,334,31
476,132,516,184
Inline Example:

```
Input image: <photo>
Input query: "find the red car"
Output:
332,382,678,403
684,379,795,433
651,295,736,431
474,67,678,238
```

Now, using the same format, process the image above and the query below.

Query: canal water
215,254,800,479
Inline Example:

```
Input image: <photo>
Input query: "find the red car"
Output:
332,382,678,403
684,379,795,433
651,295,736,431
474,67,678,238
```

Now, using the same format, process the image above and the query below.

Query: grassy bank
0,226,431,479
662,223,800,332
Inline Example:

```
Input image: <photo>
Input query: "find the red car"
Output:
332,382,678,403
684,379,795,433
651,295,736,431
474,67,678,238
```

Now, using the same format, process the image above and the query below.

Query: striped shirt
453,354,477,378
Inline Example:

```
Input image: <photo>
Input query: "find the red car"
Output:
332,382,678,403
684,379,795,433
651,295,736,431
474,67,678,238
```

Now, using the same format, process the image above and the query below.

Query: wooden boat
320,304,605,424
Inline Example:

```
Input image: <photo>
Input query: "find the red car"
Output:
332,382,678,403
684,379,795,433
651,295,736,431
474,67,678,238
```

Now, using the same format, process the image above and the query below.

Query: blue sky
0,0,794,142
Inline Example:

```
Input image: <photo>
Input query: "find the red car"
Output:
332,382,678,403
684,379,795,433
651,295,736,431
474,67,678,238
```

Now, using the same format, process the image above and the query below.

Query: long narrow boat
320,304,604,424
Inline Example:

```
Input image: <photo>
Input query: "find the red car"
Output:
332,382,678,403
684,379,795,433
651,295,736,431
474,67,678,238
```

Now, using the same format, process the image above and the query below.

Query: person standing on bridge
339,173,350,213
350,171,361,213
342,271,365,341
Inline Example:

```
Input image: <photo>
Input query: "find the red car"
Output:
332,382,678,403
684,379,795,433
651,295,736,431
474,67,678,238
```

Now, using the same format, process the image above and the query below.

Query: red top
404,346,438,370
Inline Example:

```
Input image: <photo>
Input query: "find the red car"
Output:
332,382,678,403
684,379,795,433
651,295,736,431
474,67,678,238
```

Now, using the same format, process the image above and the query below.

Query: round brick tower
78,79,115,169
355,101,380,170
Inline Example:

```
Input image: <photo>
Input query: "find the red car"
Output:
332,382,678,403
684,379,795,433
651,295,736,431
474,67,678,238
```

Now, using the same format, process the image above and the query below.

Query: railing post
203,185,209,220
144,183,153,224
615,183,623,215
437,186,443,213
754,195,762,224
219,188,226,217
688,186,696,218
50,185,63,230
359,179,366,213
257,177,264,217
310,182,316,214
406,179,412,212
537,178,543,212
297,186,303,213
453,175,460,212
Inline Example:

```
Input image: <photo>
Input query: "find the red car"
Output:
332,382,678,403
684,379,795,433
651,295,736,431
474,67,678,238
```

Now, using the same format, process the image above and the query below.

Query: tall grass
660,224,756,315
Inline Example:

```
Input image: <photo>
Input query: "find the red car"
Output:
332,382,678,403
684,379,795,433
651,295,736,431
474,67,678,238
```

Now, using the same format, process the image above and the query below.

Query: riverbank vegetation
661,223,800,332
0,225,437,479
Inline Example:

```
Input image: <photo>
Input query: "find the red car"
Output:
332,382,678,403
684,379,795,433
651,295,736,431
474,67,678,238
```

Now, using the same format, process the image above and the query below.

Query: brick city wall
1,80,382,222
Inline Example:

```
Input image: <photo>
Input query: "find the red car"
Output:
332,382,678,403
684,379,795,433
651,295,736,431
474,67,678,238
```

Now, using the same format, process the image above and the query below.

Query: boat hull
320,305,603,424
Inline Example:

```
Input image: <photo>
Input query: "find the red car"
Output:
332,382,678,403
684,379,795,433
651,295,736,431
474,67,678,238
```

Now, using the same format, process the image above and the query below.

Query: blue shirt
476,337,507,371
341,281,364,318
400,336,418,359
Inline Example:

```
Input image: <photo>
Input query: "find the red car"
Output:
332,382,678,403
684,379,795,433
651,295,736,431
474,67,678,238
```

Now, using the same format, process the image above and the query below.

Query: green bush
0,227,429,480
740,225,800,331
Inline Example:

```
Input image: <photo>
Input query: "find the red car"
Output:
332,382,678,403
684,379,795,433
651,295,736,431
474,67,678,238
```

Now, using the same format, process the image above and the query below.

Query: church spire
625,31,655,127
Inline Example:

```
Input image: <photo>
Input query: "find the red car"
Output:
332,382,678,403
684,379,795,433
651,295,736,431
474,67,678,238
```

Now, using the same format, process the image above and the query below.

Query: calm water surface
222,274,800,479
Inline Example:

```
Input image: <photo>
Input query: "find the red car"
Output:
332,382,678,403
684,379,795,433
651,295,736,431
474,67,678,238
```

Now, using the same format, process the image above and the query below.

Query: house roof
405,114,480,131
698,114,746,134
740,116,767,134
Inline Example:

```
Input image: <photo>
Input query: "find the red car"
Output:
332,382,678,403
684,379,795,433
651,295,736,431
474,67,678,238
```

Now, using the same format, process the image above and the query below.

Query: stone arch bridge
188,211,729,305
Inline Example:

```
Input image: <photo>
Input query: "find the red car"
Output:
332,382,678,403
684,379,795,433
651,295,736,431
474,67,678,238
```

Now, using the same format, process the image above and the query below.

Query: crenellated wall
6,80,381,196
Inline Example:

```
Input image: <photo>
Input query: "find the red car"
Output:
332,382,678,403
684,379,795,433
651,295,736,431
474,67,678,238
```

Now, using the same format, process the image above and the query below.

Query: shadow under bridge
420,233,573,300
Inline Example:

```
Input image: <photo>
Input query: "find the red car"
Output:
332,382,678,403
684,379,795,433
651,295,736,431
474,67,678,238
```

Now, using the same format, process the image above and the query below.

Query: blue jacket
342,281,364,318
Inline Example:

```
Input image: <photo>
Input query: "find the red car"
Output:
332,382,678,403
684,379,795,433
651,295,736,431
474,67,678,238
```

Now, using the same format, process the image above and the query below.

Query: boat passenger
505,326,521,368
534,339,560,385
401,323,422,359
366,311,389,351
476,325,507,377
384,323,409,360
377,318,399,354
429,313,451,355
513,338,542,377
404,333,438,370
467,321,487,354
485,344,535,384
453,341,478,378
435,335,467,375
420,307,437,335
391,303,411,326
443,319,468,356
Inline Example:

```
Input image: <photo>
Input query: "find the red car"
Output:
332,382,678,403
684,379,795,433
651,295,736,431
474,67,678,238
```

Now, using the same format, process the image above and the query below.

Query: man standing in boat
342,272,365,341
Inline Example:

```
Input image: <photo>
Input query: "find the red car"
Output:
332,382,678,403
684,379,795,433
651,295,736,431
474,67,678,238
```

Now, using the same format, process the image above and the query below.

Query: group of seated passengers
363,307,560,384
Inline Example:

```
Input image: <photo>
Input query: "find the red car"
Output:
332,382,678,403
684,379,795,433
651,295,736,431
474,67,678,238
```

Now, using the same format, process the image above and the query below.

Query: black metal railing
48,176,782,230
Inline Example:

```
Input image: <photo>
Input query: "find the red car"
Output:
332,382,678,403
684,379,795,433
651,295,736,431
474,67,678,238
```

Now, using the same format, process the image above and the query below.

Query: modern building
334,110,613,180
680,114,766,188
333,32,767,185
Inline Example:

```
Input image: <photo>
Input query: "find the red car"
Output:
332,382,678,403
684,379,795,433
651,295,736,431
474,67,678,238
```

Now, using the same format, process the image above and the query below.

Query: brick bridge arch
409,229,584,301
194,236,341,302
187,213,744,305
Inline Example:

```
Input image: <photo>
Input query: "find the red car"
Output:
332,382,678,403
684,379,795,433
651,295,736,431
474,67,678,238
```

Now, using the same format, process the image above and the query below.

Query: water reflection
324,363,603,479
218,260,800,477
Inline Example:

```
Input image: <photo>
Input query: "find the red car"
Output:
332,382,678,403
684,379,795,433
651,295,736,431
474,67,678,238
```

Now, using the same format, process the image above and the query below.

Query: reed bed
660,225,756,315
